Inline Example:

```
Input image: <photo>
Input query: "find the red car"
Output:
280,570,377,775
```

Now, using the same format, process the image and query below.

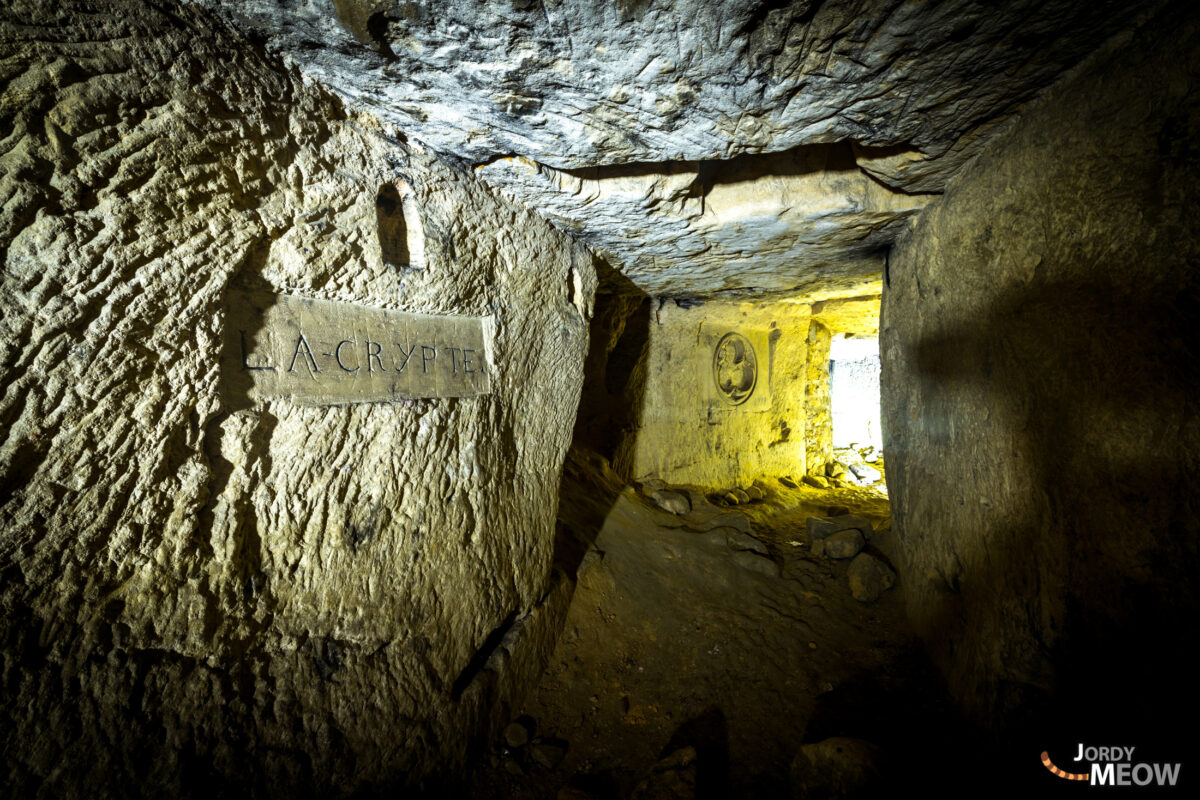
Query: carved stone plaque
713,332,757,405
225,291,491,405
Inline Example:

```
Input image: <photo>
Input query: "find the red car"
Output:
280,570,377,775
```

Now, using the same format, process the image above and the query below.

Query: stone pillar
804,320,833,475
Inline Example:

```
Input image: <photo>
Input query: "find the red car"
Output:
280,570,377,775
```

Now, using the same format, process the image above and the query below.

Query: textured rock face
478,146,930,297
191,0,1156,297
196,0,1152,182
881,0,1200,734
0,2,594,796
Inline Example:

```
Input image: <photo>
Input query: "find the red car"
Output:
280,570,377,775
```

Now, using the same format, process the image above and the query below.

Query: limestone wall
615,300,811,488
0,2,594,796
881,0,1200,743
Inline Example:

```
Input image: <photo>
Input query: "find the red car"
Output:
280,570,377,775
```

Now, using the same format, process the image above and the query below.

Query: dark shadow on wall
551,257,653,582
904,275,1200,787
449,258,654,795
803,638,972,797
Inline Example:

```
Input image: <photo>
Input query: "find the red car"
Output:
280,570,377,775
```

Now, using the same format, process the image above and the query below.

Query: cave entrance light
830,335,882,453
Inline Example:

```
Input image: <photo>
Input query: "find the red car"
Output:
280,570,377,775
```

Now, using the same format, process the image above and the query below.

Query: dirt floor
468,449,965,799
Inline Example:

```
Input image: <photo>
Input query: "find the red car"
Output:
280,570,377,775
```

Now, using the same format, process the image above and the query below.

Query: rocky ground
467,449,965,799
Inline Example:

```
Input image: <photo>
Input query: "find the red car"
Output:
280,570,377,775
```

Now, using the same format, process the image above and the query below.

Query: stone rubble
650,489,692,516
816,529,865,560
504,720,533,749
847,554,897,603
630,746,698,800
789,737,882,800
807,515,875,545
802,474,831,489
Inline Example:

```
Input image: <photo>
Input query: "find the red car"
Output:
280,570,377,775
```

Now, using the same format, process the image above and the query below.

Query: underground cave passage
3,0,1199,798
461,288,926,798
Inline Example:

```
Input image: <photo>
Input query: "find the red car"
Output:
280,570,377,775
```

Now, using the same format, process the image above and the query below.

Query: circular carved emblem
713,332,757,405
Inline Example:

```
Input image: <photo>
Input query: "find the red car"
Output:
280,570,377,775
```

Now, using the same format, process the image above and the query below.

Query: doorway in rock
831,336,882,452
468,285,964,800
828,335,887,494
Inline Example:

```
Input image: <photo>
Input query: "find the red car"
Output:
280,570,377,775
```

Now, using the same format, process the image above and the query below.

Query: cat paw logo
1041,745,1182,787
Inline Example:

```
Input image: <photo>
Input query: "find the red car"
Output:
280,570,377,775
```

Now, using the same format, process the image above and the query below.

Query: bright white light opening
830,335,882,450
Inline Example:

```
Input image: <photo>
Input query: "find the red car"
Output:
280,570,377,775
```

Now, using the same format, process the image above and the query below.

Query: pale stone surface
881,0,1200,727
813,296,880,338
849,462,882,484
228,291,491,403
830,341,882,450
0,2,595,795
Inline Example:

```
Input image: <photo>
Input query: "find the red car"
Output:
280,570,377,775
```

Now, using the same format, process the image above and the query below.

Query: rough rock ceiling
477,144,929,297
195,0,1154,298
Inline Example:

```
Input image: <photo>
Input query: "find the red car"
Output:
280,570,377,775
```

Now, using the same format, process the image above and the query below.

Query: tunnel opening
830,336,881,452
468,284,965,798
829,334,886,492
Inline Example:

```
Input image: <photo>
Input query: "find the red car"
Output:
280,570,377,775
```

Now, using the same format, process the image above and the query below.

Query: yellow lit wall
616,299,811,487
